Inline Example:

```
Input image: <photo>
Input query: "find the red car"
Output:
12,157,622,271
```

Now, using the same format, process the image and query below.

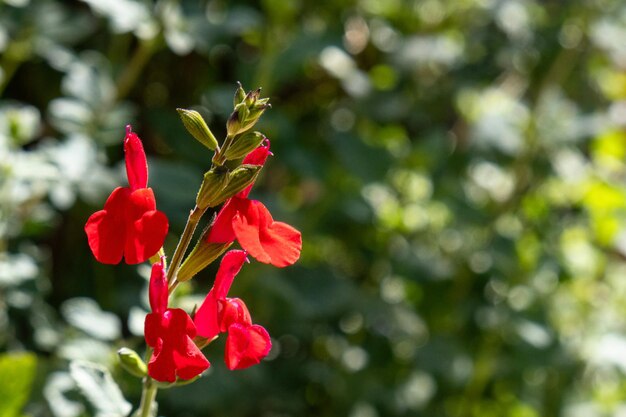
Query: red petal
206,198,243,244
214,250,248,300
172,338,210,380
144,312,161,348
194,250,247,339
219,298,252,332
232,200,302,267
259,221,302,268
124,126,148,190
149,261,168,314
146,309,209,382
148,338,176,383
237,141,271,198
225,323,272,370
124,210,169,264
194,290,219,339
128,188,157,214
242,140,271,166
84,187,129,264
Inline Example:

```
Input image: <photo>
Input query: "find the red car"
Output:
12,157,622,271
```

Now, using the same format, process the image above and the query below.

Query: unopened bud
196,169,229,209
223,132,265,161
212,164,261,204
233,82,246,107
177,108,219,151
118,347,147,378
178,241,231,282
244,88,262,107
226,106,245,137
246,104,269,126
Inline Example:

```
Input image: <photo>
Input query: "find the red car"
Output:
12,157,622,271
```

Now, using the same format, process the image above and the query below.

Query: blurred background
2,0,626,416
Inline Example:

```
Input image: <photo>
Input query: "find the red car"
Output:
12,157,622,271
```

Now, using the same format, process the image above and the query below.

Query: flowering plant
84,85,301,416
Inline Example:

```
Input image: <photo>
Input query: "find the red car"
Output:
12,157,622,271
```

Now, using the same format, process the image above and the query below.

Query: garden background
2,0,626,416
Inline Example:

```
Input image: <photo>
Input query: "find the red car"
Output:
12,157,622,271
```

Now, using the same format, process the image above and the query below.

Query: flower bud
177,108,219,151
226,110,241,137
196,169,229,209
226,87,270,136
177,241,231,282
211,164,261,205
244,88,262,107
223,132,265,161
118,347,147,378
233,82,246,107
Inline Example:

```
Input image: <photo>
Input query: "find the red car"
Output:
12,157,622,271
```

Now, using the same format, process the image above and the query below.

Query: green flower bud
212,164,261,204
223,131,265,161
177,241,231,282
177,108,219,151
233,82,246,107
196,169,229,209
244,87,262,107
226,105,246,137
117,348,147,378
226,87,271,136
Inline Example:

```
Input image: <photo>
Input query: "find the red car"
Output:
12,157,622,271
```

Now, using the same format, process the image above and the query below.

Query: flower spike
194,250,249,340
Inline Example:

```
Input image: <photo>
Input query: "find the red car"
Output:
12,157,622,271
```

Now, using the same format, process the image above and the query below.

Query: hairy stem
167,206,207,285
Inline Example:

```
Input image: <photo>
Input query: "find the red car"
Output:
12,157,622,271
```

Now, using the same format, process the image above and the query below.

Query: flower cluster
84,86,301,387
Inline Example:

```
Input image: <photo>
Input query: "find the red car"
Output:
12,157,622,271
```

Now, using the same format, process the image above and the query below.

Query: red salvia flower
194,250,272,370
144,260,210,382
206,142,302,268
85,126,169,264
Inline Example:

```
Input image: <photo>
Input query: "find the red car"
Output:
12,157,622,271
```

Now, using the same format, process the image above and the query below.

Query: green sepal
223,131,265,161
177,241,231,282
211,164,261,205
196,168,230,209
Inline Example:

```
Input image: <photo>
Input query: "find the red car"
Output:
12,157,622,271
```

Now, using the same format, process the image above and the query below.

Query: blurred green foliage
2,0,626,416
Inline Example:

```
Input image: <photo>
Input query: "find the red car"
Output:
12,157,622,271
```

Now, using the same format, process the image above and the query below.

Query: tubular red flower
145,262,210,382
206,142,301,267
85,127,168,264
194,250,248,340
193,251,272,370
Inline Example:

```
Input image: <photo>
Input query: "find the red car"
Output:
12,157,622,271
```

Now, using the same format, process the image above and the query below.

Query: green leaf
69,360,131,417
0,352,37,417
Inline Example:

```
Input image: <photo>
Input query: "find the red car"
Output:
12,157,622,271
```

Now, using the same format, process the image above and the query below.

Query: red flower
194,250,272,370
145,260,210,382
85,126,168,264
206,142,302,268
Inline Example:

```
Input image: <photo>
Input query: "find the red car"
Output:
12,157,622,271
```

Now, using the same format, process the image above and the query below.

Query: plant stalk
138,376,158,417
167,206,207,285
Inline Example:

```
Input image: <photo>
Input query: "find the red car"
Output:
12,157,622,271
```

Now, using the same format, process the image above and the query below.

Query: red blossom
85,126,168,264
145,261,209,382
194,250,272,370
206,142,302,268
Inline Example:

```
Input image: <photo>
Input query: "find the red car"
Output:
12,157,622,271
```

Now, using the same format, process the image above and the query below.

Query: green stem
138,377,158,417
166,206,207,285
212,135,235,166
